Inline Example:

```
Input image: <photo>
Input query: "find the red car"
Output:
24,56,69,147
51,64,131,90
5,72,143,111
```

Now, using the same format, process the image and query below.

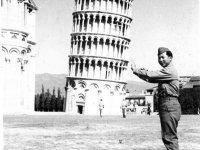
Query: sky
34,0,200,81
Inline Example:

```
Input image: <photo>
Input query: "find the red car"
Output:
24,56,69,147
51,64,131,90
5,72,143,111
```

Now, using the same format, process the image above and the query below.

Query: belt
160,96,178,101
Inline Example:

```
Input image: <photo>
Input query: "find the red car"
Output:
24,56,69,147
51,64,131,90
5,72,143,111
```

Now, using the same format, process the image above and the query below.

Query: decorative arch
78,80,87,89
103,84,111,90
122,85,126,92
21,49,27,55
114,84,121,92
2,47,8,54
90,83,99,89
78,93,85,101
9,48,20,54
27,45,31,53
69,80,76,88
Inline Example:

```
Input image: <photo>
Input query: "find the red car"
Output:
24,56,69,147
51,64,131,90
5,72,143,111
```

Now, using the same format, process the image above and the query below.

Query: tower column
74,18,77,32
129,3,132,17
87,15,90,32
93,61,97,78
91,38,94,55
120,42,124,59
85,39,88,55
112,63,116,80
77,15,81,32
87,61,90,77
115,64,118,80
79,38,83,54
82,59,86,77
82,16,85,32
92,15,95,32
117,0,120,14
77,59,80,77
74,61,77,76
96,38,99,56
69,62,72,76
107,41,111,57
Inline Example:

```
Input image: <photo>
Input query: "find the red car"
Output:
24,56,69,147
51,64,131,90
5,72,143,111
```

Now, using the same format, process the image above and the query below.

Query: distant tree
62,96,65,111
57,88,63,111
51,87,57,112
40,84,45,111
35,94,40,111
179,88,200,114
192,87,200,114
153,94,158,112
45,89,51,112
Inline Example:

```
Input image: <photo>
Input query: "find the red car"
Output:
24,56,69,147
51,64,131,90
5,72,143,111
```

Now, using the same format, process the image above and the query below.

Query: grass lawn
3,114,200,150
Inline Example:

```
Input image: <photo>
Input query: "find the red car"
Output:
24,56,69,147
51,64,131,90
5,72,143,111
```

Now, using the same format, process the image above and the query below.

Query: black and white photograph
1,0,200,149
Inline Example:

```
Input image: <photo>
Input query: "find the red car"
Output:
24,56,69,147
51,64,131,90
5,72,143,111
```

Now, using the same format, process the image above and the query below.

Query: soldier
121,99,127,118
99,99,104,117
147,104,151,115
131,47,181,150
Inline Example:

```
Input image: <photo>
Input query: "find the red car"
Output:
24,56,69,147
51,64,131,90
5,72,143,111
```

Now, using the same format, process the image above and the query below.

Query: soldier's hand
131,59,136,71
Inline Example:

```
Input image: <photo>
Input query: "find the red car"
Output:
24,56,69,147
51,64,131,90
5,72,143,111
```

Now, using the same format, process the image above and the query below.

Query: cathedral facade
65,0,134,115
1,0,37,113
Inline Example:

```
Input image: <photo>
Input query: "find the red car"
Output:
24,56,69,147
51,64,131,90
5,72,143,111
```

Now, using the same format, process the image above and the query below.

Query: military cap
158,47,171,55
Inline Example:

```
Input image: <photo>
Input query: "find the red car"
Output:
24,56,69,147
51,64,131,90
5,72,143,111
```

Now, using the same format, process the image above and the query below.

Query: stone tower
65,0,134,115
1,0,38,113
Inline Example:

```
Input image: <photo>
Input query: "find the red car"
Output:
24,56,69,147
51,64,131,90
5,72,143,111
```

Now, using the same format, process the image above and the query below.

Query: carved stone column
85,39,88,55
86,15,90,32
79,37,83,54
90,37,94,55
115,63,118,80
73,61,76,76
92,15,95,32
87,61,91,77
96,38,99,56
82,59,86,77
77,15,81,32
108,41,111,57
82,16,85,32
129,3,132,17
68,61,71,76
77,59,80,77
74,18,77,32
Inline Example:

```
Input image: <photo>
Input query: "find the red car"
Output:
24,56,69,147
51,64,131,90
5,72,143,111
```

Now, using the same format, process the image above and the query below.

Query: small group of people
98,99,128,118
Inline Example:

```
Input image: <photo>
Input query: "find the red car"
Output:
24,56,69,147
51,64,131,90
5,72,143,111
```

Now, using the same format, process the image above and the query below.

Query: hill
35,73,67,95
35,73,156,95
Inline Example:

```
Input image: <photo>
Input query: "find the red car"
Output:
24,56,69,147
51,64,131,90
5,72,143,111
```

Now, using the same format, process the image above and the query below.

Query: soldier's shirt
132,62,179,97
121,101,127,108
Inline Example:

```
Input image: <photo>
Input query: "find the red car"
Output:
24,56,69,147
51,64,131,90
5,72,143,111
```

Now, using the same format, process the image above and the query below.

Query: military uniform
132,48,181,150
99,100,104,117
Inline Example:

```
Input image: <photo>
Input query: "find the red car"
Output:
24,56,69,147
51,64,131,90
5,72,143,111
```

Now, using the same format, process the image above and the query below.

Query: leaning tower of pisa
65,0,134,115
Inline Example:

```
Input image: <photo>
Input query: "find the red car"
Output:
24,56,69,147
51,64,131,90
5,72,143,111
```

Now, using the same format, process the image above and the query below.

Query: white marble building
1,0,37,113
65,0,134,115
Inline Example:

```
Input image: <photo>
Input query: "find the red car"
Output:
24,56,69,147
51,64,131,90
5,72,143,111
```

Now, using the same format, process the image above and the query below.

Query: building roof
126,95,145,99
190,76,200,85
181,76,200,88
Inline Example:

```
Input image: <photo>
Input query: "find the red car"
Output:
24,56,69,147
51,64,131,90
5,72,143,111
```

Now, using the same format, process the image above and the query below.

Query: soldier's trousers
159,97,181,150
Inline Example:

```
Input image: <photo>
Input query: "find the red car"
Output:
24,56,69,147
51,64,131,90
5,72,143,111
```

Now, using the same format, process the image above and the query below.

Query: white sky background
34,0,200,81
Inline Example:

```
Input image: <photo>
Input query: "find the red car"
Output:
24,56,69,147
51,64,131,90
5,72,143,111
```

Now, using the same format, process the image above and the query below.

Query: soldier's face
158,52,172,67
